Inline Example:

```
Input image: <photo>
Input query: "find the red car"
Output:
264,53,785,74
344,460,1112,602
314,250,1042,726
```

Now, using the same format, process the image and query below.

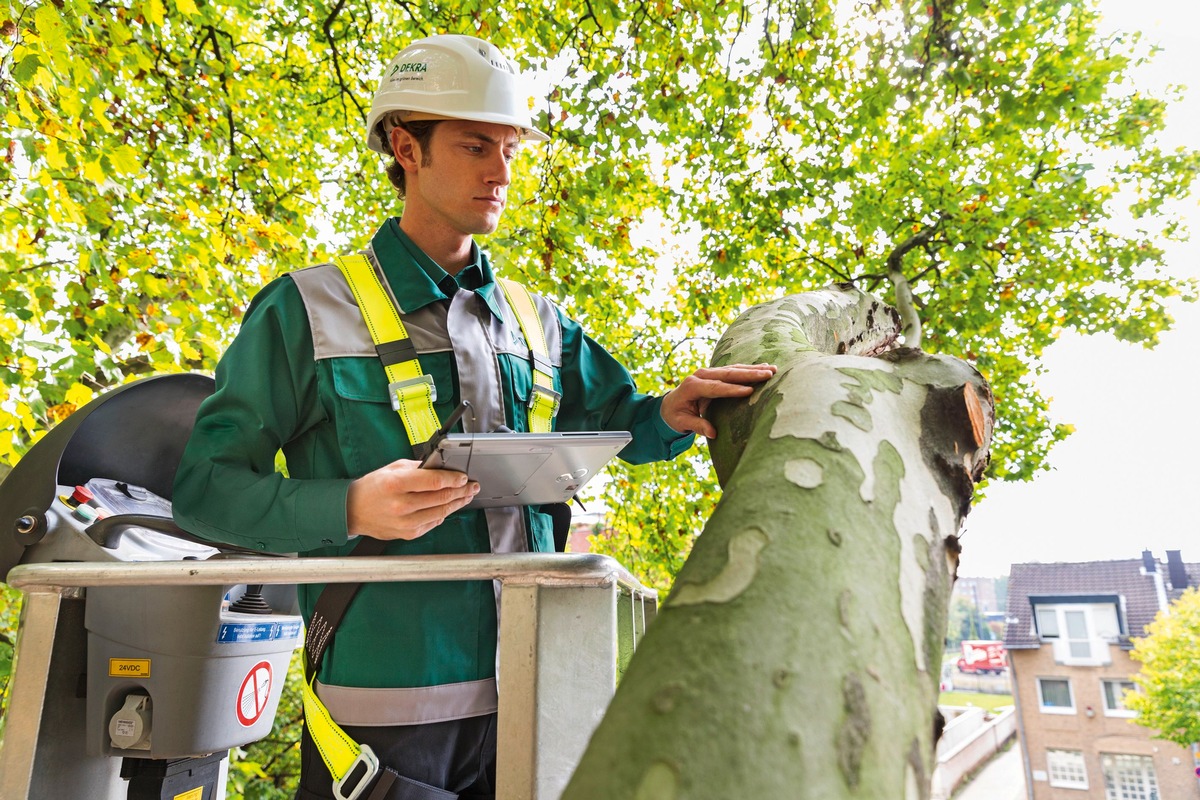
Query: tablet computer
422,430,632,508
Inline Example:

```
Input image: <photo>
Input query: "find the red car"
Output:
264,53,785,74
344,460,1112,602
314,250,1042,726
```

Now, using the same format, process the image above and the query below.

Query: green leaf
11,53,42,86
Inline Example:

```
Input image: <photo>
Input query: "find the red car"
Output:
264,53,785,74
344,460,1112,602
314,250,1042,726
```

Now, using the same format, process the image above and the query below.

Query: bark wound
964,383,986,447
634,761,679,800
670,528,768,607
837,673,871,789
652,682,685,715
916,381,991,520
838,589,853,631
944,534,962,580
785,458,824,489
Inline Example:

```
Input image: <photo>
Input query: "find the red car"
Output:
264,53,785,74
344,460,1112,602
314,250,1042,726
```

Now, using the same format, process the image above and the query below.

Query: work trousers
297,713,498,800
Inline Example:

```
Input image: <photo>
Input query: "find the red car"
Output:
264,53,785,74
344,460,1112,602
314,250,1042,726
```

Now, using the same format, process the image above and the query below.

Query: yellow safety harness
333,253,442,451
496,277,560,433
300,254,557,800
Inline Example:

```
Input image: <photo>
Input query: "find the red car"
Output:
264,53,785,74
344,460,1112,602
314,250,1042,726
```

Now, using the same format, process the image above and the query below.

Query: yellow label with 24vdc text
173,788,203,800
109,658,151,678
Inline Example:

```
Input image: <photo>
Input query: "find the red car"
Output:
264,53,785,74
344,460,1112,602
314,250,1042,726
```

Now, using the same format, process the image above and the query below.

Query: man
173,34,774,800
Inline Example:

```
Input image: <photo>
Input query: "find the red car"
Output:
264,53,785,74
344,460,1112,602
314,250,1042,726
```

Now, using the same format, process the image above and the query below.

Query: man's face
399,120,522,237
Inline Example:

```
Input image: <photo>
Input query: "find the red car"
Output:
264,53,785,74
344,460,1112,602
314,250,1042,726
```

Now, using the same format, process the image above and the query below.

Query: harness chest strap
332,255,560,444
497,277,560,433
333,254,441,454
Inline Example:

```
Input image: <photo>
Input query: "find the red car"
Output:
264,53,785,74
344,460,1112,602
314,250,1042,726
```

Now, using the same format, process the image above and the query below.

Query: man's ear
390,125,421,173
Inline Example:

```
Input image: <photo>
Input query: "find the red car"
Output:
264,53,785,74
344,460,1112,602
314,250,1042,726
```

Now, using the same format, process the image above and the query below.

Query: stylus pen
419,401,475,467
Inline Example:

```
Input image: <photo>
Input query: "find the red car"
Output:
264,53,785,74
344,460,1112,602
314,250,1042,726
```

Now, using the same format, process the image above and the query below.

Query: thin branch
884,216,944,348
322,0,366,125
798,250,852,282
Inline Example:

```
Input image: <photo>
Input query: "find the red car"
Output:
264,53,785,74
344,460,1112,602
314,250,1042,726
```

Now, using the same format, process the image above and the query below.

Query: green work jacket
173,219,693,725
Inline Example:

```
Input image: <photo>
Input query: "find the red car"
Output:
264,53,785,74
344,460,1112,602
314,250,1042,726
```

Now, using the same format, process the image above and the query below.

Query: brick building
955,575,1002,615
1005,551,1200,799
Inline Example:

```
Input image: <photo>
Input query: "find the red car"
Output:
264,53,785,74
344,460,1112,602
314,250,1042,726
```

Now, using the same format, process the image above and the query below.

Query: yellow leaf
52,184,85,224
108,144,141,176
17,402,37,432
110,20,132,46
16,91,38,125
0,423,18,466
82,158,106,184
64,382,95,407
44,136,68,170
33,5,66,52
145,0,165,27
176,0,199,15
210,232,229,262
39,114,63,138
180,341,200,361
60,89,84,119
32,64,56,92
70,58,94,85
90,97,115,134
90,334,113,356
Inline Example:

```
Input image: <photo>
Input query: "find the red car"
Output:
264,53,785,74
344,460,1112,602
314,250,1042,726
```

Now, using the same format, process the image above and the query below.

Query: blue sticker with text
217,620,302,643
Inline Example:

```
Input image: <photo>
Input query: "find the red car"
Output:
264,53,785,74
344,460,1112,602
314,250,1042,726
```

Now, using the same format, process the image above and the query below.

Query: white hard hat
366,34,549,154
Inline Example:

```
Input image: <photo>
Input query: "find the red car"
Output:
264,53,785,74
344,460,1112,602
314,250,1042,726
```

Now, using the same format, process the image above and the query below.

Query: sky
956,0,1200,578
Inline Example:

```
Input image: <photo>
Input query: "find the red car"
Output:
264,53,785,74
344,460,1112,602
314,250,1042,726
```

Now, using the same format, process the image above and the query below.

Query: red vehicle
957,640,1007,674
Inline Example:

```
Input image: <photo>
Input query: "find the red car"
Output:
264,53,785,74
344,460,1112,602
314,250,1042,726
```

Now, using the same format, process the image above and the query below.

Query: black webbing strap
375,339,419,368
304,535,388,676
366,771,398,800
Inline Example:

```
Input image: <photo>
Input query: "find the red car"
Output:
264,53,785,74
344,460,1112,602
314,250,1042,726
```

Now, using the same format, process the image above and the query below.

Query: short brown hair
383,119,441,198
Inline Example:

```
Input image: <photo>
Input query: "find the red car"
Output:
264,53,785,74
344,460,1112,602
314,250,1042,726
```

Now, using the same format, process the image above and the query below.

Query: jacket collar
370,218,503,319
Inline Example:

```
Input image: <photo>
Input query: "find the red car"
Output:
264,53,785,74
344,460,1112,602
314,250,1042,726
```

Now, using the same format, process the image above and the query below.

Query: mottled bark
563,286,994,800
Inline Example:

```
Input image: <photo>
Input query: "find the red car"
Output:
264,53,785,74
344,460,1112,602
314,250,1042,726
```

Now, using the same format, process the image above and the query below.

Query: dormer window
1030,595,1124,667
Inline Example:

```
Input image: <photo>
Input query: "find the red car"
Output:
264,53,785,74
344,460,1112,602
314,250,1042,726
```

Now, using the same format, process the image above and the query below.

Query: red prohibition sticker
236,660,273,727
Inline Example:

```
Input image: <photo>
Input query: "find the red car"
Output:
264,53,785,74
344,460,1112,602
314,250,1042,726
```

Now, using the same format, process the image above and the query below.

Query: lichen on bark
562,286,993,800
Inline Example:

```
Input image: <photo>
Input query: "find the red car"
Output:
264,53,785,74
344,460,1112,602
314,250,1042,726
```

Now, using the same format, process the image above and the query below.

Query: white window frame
1036,606,1061,638
1037,676,1076,715
1101,753,1159,800
1101,679,1138,718
1034,602,1116,666
1063,609,1092,659
1047,748,1089,790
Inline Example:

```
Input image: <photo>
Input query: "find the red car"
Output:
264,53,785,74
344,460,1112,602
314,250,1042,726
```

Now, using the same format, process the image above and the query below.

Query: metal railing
1,552,657,800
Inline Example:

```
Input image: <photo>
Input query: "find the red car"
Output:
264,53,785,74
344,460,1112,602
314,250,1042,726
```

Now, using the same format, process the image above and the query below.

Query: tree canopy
1128,587,1200,747
3,0,1197,589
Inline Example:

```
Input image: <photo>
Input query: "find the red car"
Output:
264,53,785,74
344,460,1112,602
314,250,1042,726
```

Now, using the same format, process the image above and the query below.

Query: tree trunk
563,286,994,800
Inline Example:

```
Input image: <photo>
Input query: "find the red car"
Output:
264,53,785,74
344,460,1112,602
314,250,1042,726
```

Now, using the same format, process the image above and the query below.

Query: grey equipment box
0,374,301,797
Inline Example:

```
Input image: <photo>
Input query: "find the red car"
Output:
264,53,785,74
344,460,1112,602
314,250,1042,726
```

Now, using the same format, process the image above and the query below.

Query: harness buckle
334,744,381,800
528,383,561,416
388,375,437,411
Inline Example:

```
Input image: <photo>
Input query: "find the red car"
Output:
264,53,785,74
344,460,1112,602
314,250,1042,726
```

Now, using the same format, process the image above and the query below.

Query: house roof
1004,555,1198,650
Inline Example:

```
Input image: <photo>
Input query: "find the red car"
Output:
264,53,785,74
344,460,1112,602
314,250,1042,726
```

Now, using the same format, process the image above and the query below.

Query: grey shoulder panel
289,263,372,359
289,253,451,361
492,281,564,367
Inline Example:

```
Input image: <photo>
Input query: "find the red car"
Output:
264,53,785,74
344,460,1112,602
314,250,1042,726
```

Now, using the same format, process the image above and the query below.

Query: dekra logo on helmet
389,62,428,77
